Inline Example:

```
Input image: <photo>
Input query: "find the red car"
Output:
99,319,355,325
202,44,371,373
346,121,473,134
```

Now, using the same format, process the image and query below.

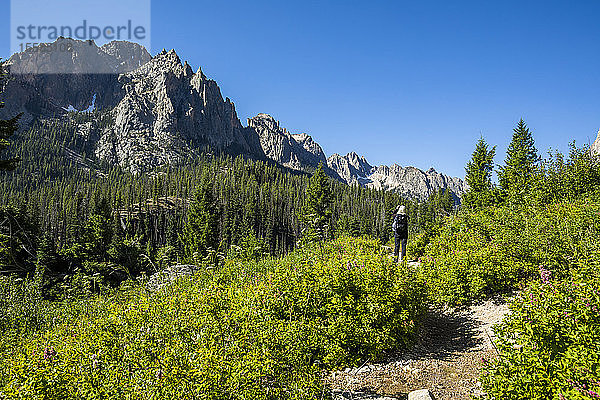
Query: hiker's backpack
392,214,408,235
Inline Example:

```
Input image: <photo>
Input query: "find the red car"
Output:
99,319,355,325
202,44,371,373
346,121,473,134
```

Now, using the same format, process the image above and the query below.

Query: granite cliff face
291,133,327,162
97,41,153,74
0,38,152,124
327,152,466,201
95,49,264,172
592,129,600,156
248,113,331,174
6,38,151,75
327,152,373,186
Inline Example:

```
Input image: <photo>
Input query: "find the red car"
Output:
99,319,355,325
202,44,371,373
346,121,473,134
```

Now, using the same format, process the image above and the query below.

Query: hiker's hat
397,205,406,214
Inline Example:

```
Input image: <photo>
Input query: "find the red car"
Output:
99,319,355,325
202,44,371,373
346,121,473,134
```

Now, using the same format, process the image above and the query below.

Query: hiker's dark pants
394,235,407,262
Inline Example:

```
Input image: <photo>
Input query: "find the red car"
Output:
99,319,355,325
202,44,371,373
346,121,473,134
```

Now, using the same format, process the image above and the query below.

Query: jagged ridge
326,152,466,201
248,113,339,178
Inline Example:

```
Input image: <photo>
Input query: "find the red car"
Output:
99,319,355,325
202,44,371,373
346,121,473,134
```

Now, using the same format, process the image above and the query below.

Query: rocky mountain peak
290,133,327,163
183,61,193,77
165,49,181,64
0,38,153,123
249,114,338,177
326,153,373,187
592,129,600,156
94,50,264,173
327,152,465,202
195,67,206,79
6,37,150,75
345,151,372,172
249,113,281,131
99,41,152,72
128,48,187,78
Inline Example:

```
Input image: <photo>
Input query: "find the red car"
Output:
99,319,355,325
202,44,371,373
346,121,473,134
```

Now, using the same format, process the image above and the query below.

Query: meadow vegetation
1,117,600,399
0,237,426,399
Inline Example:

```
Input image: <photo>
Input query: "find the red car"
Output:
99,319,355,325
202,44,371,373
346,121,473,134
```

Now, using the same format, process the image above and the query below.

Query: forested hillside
0,110,454,296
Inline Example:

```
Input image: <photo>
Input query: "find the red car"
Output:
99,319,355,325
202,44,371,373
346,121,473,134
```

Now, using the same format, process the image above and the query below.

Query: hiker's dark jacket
393,213,409,240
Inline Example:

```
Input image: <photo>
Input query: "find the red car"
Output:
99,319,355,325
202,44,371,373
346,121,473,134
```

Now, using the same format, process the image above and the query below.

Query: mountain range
1,38,466,201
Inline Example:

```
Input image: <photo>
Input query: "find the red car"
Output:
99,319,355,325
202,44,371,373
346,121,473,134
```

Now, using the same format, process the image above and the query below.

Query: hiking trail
327,290,511,400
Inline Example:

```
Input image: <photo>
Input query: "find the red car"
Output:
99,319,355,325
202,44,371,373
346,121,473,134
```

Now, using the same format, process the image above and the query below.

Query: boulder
408,389,435,400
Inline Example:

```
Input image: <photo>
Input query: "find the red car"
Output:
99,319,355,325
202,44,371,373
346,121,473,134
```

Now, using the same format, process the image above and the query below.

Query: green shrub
0,275,46,337
481,264,600,399
418,199,600,305
0,237,426,399
227,233,270,262
418,206,532,304
406,222,440,260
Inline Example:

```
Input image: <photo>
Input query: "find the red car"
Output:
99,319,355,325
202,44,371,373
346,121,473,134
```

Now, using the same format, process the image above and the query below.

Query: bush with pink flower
481,263,600,399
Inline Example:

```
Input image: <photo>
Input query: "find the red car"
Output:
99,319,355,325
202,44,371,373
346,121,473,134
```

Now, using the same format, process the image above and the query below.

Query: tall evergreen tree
463,137,496,209
0,61,21,171
182,176,220,263
438,189,454,213
300,163,333,243
498,119,539,202
81,195,113,262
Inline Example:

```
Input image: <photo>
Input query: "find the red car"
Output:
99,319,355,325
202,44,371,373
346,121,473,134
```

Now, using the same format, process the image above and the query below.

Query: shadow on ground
327,296,511,400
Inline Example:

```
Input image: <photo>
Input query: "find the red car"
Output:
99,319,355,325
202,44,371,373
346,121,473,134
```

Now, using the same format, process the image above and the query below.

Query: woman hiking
392,205,409,263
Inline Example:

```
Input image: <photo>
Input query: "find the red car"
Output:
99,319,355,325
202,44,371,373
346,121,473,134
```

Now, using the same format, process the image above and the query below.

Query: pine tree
81,196,113,262
0,61,21,171
498,119,539,202
439,189,454,213
37,233,59,273
182,176,220,263
463,137,497,209
300,163,333,243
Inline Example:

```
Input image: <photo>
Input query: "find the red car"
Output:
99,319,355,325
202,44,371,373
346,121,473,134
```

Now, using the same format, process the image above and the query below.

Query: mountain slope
0,38,152,126
248,113,339,177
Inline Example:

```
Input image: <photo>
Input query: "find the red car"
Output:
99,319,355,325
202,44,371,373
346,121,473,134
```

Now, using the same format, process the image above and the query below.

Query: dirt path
327,295,511,399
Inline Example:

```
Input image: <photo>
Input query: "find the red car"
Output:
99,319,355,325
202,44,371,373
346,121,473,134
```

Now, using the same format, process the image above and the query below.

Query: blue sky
2,0,599,178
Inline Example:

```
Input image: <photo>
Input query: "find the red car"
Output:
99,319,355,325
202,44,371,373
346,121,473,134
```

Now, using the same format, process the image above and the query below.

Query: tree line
462,118,600,209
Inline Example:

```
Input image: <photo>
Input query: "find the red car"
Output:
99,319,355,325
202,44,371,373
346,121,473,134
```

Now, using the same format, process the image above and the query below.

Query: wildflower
43,347,57,361
539,266,552,284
